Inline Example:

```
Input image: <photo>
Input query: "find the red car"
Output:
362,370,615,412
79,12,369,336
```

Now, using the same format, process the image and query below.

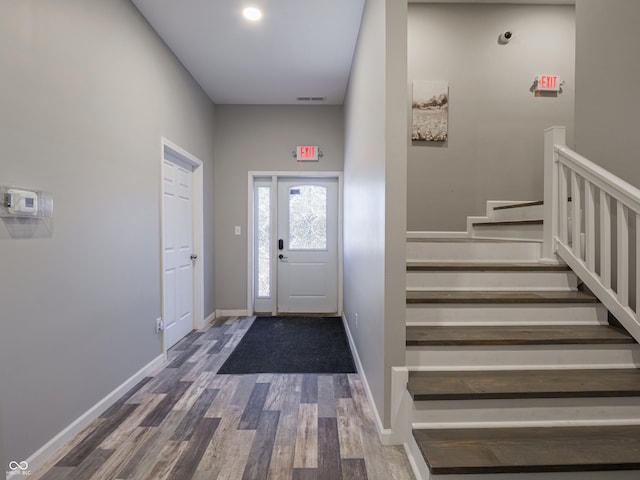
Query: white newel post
542,126,566,262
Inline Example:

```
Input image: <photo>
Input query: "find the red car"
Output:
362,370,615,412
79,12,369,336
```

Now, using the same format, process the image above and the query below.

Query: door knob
278,254,284,259
190,254,198,261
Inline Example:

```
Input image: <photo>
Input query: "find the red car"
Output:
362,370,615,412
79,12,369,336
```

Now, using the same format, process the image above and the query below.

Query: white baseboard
203,311,216,328
341,314,394,445
195,311,216,330
215,309,250,317
23,354,164,476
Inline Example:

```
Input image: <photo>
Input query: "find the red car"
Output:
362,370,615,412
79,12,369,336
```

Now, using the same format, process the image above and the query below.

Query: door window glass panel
257,186,271,297
288,185,327,250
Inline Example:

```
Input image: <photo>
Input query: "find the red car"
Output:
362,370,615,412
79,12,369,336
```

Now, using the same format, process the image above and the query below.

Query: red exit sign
296,146,318,161
536,75,560,92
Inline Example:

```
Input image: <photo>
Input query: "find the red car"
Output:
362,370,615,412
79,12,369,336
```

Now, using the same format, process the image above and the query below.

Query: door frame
160,137,205,356
247,171,343,316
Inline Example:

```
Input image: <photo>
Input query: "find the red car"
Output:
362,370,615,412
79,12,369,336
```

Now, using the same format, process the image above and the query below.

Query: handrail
543,126,640,343
555,146,640,213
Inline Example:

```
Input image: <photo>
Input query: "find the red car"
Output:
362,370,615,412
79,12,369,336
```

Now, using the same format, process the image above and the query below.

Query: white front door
276,177,338,313
163,155,195,348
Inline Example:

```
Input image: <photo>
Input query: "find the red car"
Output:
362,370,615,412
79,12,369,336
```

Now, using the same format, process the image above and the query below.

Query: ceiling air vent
296,96,326,102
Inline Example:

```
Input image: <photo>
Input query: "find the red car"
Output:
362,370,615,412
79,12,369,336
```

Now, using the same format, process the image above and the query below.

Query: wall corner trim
23,355,164,476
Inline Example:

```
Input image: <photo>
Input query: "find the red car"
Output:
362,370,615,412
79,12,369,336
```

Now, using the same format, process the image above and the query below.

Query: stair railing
544,126,640,342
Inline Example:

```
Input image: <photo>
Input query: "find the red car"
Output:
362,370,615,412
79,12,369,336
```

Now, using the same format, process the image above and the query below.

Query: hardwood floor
31,317,414,480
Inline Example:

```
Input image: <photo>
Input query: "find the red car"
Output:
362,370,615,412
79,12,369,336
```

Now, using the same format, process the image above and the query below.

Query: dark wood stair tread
407,262,569,272
406,290,599,304
406,325,635,346
493,200,544,211
408,368,640,400
413,425,640,474
473,219,543,227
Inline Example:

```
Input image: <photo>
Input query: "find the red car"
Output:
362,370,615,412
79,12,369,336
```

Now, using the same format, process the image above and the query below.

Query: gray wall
344,0,407,428
575,0,640,187
0,404,5,480
408,3,575,231
0,0,216,464
213,105,344,310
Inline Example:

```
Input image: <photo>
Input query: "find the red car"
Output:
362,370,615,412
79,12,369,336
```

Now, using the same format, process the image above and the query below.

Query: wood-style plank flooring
31,316,414,480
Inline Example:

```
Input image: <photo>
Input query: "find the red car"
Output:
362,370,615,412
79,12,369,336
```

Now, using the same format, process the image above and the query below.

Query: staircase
466,200,545,241
396,201,640,480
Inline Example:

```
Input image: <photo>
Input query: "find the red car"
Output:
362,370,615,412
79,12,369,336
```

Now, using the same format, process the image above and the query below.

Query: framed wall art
412,81,449,142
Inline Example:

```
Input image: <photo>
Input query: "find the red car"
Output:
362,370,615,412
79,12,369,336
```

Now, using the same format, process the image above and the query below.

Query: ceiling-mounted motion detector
499,31,513,44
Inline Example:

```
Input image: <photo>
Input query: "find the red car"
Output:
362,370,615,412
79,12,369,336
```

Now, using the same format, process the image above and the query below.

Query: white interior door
276,177,338,313
163,155,195,348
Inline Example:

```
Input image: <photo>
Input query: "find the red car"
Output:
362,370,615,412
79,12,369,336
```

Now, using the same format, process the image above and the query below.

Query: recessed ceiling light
243,7,262,22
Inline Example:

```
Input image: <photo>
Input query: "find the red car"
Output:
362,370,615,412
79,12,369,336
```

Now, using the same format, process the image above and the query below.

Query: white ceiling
130,0,575,106
131,0,366,105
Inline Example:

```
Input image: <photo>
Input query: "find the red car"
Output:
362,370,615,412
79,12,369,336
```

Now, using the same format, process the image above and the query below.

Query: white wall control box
6,188,39,216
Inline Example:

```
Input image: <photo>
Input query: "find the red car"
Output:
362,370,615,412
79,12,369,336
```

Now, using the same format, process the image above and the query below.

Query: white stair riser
485,200,527,210
412,397,640,425
407,241,542,262
489,205,544,222
471,223,543,241
406,304,608,326
406,271,577,291
406,345,640,369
